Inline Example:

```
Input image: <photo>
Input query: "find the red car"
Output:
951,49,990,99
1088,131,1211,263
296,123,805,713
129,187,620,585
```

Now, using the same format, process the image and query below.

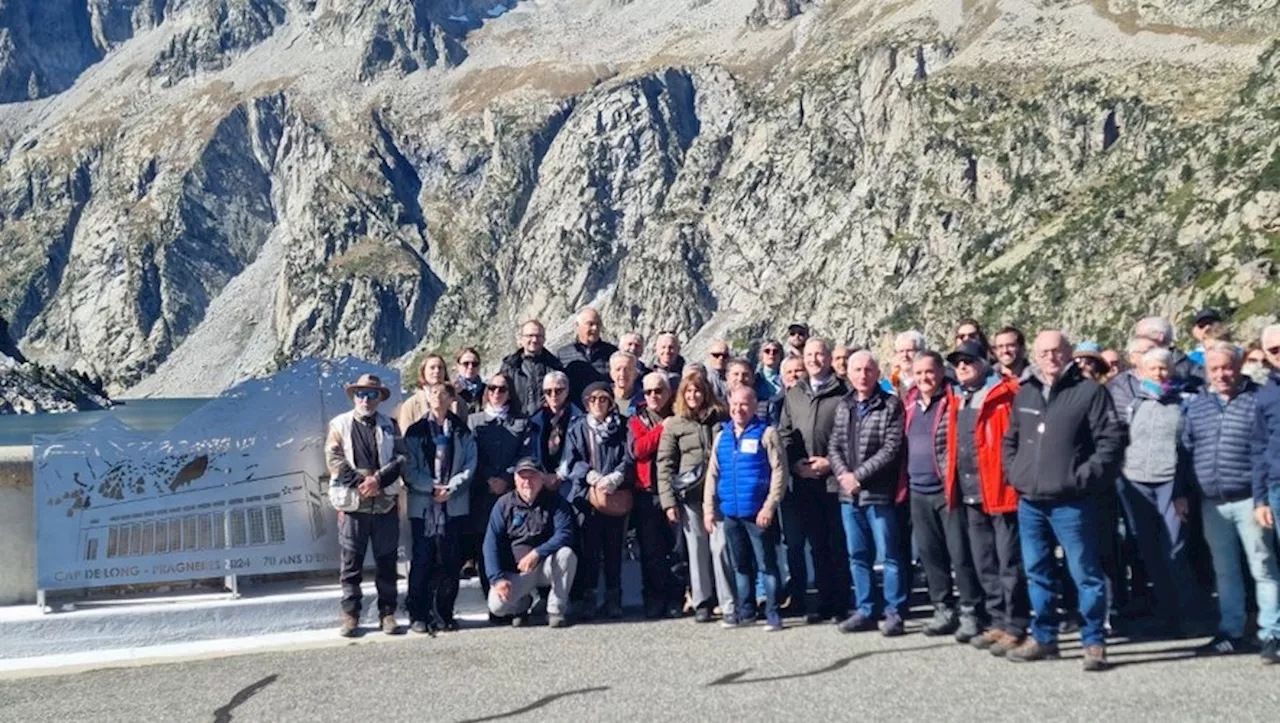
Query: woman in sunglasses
467,373,530,611
562,381,633,620
454,347,485,417
527,370,581,484
954,320,992,362
629,372,681,618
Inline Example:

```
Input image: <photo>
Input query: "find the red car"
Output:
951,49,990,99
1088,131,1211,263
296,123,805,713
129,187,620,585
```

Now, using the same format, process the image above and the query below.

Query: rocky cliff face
0,316,110,413
0,0,1277,397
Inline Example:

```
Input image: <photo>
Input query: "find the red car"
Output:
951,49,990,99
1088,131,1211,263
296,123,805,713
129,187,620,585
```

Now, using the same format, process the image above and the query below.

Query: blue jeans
1272,487,1280,550
1018,497,1108,646
841,502,907,617
1202,497,1280,640
723,516,780,619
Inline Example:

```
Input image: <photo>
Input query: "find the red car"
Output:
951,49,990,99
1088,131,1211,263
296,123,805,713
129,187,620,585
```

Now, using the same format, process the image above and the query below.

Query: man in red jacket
944,340,1030,656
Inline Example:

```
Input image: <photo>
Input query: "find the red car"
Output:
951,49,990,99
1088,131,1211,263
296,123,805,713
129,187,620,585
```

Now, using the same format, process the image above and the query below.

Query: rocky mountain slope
0,316,110,413
0,0,1278,396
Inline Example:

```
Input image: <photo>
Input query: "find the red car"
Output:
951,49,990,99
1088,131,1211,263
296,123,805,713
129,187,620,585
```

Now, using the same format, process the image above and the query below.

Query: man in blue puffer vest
704,386,789,631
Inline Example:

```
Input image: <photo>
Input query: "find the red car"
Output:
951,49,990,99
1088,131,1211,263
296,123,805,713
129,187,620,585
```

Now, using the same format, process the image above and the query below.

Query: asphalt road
1,610,1277,723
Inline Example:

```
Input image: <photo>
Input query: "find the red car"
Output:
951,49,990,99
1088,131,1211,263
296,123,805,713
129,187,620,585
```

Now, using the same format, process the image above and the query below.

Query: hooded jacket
945,373,1020,514
1002,364,1125,502
499,348,565,418
778,373,851,493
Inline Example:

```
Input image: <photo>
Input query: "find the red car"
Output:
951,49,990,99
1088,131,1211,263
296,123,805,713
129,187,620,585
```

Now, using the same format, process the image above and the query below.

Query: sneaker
694,608,713,623
954,612,983,643
879,612,905,637
1196,634,1244,656
837,612,877,633
1082,645,1109,672
548,615,568,629
409,620,430,635
970,629,1003,650
1261,637,1279,664
1005,638,1060,662
988,631,1023,657
922,606,958,636
381,615,402,635
722,613,755,629
339,614,359,638
764,613,783,632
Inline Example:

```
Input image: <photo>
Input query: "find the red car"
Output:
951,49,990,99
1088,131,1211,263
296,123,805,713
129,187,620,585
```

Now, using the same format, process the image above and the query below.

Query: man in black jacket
500,320,565,417
1002,330,1124,671
556,308,619,407
778,337,852,623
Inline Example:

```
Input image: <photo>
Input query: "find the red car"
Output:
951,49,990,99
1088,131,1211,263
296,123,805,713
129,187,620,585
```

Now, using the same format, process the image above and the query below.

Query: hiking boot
548,615,569,629
1006,638,1060,662
837,612,876,633
694,608,713,623
410,620,429,635
339,614,359,638
1196,634,1244,656
989,631,1023,657
922,605,958,636
879,611,905,637
971,628,1003,650
381,615,402,635
954,611,983,643
1262,637,1279,664
1082,645,1109,672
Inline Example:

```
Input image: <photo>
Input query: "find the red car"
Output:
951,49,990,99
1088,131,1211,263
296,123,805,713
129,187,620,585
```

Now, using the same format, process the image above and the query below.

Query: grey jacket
778,373,851,493
1121,390,1187,486
404,412,479,520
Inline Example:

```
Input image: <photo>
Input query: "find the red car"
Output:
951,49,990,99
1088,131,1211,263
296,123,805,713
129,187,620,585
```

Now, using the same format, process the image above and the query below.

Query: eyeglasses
953,357,978,367
762,347,780,355
544,387,567,395
487,384,508,393
643,388,664,396
587,395,612,405
353,390,380,400
461,360,479,367
709,351,728,358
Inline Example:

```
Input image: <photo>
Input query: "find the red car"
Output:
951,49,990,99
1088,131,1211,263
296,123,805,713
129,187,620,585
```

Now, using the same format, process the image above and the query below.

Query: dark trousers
471,492,500,598
1118,478,1203,626
780,493,809,604
338,509,400,618
788,481,850,616
408,516,465,624
634,491,679,605
723,516,780,619
910,491,982,610
574,509,626,601
965,505,1030,635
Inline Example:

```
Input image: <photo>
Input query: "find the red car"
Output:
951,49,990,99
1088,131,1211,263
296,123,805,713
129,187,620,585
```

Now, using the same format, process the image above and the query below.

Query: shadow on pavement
706,641,955,687
456,686,611,723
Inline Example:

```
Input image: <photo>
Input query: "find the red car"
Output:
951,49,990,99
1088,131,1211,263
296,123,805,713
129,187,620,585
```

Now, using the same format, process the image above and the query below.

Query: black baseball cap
787,323,809,336
514,457,541,475
1193,308,1223,326
946,340,988,367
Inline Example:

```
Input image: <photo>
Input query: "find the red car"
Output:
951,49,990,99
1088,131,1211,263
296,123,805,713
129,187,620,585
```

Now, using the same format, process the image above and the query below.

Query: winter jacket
778,374,852,493
829,388,906,506
1121,387,1188,486
455,375,485,417
526,405,583,476
704,418,788,519
1181,381,1261,504
403,412,478,520
483,489,576,584
468,409,531,494
1255,371,1280,503
756,366,783,402
652,356,685,392
325,410,407,515
656,410,724,509
945,373,1020,514
500,348,565,418
1002,364,1125,502
560,413,634,513
628,407,666,493
902,386,952,494
557,340,619,408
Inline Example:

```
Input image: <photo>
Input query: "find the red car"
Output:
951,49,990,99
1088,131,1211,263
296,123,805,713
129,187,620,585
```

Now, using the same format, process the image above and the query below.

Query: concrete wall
0,446,35,605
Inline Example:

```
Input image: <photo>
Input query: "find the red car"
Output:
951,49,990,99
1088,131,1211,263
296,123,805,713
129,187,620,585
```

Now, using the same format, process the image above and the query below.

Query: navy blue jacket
560,414,634,513
483,489,576,584
556,340,619,409
1181,381,1261,504
1254,371,1280,503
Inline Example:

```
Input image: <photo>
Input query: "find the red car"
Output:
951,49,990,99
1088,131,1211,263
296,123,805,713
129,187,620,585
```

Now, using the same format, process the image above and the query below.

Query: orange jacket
944,375,1020,514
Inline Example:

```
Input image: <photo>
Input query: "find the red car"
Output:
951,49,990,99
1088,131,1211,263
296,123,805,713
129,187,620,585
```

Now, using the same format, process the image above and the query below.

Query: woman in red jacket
944,342,1030,656
629,371,679,619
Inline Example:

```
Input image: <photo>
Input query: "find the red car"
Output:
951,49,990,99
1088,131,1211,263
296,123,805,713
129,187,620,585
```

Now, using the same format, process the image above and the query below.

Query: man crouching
483,457,579,627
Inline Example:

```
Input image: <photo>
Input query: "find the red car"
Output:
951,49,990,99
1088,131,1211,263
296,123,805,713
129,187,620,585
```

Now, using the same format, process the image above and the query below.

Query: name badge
1036,422,1045,434
740,439,760,454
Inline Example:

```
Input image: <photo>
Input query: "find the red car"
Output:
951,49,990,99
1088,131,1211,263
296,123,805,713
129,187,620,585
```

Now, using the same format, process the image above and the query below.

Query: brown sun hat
345,373,392,402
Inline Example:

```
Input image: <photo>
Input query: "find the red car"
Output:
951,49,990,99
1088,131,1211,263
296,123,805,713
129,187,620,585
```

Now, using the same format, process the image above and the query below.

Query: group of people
324,305,1280,672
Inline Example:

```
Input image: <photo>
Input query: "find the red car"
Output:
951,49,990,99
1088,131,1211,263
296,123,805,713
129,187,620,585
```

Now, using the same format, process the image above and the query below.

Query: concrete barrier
0,446,35,605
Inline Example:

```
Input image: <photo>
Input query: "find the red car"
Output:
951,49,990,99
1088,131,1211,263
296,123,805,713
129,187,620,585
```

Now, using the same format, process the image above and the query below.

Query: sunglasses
709,351,728,358
544,387,567,395
461,360,479,367
953,357,979,367
353,389,380,400
487,384,508,393
587,395,612,405
643,388,664,396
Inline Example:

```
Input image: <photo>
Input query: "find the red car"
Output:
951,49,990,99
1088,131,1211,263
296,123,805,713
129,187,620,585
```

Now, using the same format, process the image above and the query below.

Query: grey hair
896,330,926,351
1141,346,1174,367
542,370,569,389
620,332,644,347
849,349,879,369
1125,335,1155,356
642,371,670,391
1203,342,1240,365
684,361,707,377
610,350,637,367
656,332,680,347
804,336,831,353
1134,316,1175,346
1262,324,1280,347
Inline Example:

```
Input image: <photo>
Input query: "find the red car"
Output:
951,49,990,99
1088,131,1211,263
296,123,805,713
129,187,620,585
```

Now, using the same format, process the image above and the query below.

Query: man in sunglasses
326,374,407,638
706,340,732,403
500,319,565,417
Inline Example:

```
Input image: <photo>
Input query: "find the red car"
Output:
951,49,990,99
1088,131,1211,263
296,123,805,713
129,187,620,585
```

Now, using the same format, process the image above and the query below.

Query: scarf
546,407,566,461
1141,379,1174,399
457,375,484,399
586,412,622,471
422,414,453,536
483,404,508,422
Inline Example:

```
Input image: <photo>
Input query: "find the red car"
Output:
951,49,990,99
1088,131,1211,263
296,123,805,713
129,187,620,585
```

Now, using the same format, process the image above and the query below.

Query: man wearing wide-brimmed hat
325,373,408,638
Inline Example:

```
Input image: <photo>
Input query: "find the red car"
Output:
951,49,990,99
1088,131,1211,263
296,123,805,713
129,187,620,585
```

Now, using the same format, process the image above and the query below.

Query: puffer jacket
828,387,906,506
704,418,788,519
656,410,724,510
1181,381,1260,503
